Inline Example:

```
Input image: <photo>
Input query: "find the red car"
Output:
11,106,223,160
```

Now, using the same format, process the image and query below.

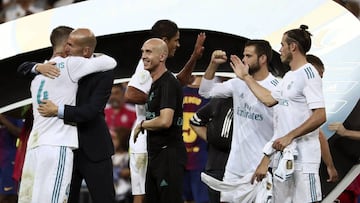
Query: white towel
201,172,273,203
273,143,298,182
255,172,273,203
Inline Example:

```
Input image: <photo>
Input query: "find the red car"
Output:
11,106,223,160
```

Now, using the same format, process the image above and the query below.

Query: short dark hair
50,26,73,47
245,39,273,65
150,19,178,40
284,25,312,55
306,54,324,71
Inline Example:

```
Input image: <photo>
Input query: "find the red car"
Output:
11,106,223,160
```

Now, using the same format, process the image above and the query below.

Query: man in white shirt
199,39,279,202
234,25,326,203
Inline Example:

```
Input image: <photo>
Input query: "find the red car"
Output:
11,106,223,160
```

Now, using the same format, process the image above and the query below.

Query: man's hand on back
38,100,58,117
36,61,60,79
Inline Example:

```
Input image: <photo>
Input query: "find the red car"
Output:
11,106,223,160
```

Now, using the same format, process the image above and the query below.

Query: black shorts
146,146,186,203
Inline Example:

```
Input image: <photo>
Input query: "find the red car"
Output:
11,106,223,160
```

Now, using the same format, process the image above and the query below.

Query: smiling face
141,39,168,72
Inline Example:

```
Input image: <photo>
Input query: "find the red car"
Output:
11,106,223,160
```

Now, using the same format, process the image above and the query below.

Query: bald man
133,38,186,203
17,27,116,203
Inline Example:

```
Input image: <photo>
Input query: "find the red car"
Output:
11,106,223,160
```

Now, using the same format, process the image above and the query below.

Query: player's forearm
190,124,207,141
176,33,205,85
319,130,335,168
243,75,277,107
203,62,219,80
141,117,170,131
124,86,147,104
341,129,360,140
92,54,117,71
286,108,326,140
141,108,175,131
198,77,216,99
176,55,197,86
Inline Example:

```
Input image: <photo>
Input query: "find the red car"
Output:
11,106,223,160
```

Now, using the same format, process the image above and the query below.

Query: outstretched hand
37,61,60,79
192,32,206,60
230,55,250,80
328,122,346,135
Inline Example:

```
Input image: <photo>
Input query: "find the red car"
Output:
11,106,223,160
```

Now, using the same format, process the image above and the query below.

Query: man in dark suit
18,28,116,203
61,70,115,203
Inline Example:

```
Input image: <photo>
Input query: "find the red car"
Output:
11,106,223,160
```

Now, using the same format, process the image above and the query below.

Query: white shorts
18,146,74,203
273,165,322,203
129,152,148,195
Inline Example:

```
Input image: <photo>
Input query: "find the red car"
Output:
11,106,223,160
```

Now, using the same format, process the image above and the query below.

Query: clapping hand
230,55,250,80
192,32,206,60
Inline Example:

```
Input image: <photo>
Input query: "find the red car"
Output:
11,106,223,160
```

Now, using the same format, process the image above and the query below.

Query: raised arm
203,50,226,80
198,50,229,98
230,54,277,107
176,32,206,85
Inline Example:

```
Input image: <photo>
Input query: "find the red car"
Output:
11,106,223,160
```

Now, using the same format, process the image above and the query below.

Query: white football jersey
128,59,152,153
29,55,116,149
271,63,325,164
199,74,279,176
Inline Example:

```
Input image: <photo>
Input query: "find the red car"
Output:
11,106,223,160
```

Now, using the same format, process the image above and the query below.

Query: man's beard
249,62,261,75
281,52,292,66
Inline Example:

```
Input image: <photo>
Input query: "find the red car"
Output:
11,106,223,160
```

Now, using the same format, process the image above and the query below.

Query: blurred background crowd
0,0,360,24
0,0,87,23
